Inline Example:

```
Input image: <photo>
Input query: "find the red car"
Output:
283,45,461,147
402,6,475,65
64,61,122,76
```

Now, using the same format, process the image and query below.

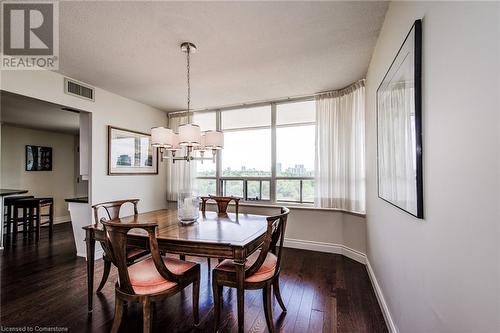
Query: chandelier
151,42,224,163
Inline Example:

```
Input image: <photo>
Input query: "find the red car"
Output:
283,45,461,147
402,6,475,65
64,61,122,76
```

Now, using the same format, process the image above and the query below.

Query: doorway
0,90,92,248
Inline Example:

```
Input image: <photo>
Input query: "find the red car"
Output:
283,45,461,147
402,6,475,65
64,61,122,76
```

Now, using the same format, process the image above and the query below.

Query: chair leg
193,277,200,326
23,207,29,237
35,205,41,242
273,277,287,312
207,258,211,271
13,207,19,239
6,204,12,235
49,202,54,239
263,283,275,333
96,258,112,292
29,207,36,239
143,299,152,333
212,280,222,332
110,296,124,333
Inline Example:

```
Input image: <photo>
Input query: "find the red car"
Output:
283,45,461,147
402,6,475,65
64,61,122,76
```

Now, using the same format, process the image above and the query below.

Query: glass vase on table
177,191,200,225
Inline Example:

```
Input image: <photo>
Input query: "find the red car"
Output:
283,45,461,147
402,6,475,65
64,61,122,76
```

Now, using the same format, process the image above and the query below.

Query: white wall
1,70,168,214
1,125,76,220
365,2,500,332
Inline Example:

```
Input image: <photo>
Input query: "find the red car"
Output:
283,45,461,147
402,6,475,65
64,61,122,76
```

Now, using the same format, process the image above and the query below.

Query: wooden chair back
101,220,181,295
92,199,140,226
245,207,289,279
200,195,240,215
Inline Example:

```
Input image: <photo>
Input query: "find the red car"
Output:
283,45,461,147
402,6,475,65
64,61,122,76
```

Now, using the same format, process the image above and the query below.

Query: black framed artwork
26,145,53,171
377,19,423,219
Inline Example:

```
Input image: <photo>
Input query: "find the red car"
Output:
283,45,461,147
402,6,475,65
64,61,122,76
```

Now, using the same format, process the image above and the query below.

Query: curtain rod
167,79,365,117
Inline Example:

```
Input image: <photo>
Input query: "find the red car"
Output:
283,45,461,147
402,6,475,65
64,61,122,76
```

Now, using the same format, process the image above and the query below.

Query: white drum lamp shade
194,133,206,150
204,130,224,149
167,133,180,151
178,124,201,146
151,127,173,147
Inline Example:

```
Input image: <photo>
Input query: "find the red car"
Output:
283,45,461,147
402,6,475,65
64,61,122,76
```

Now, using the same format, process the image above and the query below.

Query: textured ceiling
1,92,79,134
57,1,388,112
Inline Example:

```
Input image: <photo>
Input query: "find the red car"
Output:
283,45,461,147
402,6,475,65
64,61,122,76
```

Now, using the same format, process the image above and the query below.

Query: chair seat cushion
215,250,277,283
128,256,196,295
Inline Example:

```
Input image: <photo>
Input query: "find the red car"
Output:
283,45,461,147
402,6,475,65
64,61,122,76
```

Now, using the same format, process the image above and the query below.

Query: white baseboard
283,238,396,332
283,238,366,264
366,258,398,333
53,215,71,224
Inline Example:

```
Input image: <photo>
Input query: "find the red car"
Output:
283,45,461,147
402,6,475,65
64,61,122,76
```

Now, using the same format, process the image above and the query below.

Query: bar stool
13,197,54,241
4,195,34,235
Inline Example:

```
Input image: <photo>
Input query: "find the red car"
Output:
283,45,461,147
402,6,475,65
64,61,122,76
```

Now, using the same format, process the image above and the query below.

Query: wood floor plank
308,309,324,333
1,223,387,333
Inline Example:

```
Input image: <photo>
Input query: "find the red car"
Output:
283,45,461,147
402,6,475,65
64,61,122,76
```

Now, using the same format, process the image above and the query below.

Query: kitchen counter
66,196,102,260
65,197,88,203
0,189,28,196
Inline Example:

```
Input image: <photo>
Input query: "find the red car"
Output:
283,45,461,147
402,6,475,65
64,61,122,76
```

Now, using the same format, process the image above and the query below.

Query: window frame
188,97,316,205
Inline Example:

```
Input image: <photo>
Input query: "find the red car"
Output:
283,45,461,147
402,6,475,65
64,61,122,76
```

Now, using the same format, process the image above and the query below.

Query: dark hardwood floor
1,223,387,333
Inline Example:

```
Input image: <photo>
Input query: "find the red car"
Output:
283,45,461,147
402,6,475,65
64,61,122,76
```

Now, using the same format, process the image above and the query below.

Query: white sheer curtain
166,115,196,201
315,80,365,212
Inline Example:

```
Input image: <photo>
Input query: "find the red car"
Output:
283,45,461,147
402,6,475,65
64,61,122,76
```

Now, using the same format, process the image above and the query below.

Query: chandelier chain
186,45,191,123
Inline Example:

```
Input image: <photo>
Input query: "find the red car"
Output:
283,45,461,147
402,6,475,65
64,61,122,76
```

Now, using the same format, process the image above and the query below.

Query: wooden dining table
83,208,270,333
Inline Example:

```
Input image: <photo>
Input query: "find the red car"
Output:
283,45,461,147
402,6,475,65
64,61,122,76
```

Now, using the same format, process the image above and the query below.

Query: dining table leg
85,228,95,313
234,257,246,333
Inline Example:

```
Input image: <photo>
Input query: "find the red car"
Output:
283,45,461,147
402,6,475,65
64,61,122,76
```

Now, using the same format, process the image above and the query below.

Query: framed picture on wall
26,145,52,171
376,19,423,219
108,126,158,175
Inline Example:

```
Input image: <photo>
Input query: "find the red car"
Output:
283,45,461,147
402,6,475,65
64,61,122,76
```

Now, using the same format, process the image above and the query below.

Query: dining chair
200,195,240,216
101,220,200,333
12,197,54,241
212,207,289,333
92,199,150,292
199,195,241,270
3,195,33,236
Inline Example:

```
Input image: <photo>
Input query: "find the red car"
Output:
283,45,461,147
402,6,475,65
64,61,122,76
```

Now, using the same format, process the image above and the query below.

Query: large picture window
185,99,316,205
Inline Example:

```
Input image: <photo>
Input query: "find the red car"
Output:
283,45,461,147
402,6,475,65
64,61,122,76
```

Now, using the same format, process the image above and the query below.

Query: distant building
116,154,131,166
295,164,306,175
276,162,282,173
286,164,306,175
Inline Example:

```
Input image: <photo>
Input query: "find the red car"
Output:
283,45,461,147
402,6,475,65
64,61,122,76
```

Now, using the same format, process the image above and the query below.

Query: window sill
237,202,366,217
167,200,365,218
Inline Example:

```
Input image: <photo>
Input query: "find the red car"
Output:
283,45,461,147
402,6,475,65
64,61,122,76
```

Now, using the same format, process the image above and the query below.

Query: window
222,180,244,197
183,99,316,204
222,129,271,177
197,179,216,197
221,179,271,201
247,180,270,201
222,106,270,130
192,112,216,131
222,106,271,177
276,100,315,203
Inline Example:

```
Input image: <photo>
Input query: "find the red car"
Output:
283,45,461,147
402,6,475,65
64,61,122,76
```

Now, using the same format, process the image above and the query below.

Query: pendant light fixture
151,42,224,163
